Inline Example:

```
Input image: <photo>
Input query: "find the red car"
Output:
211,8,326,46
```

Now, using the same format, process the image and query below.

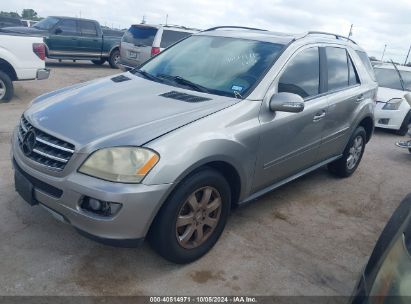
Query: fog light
80,197,122,216
378,118,390,125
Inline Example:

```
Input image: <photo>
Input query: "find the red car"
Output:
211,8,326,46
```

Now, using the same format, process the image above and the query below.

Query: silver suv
12,27,377,263
119,24,199,70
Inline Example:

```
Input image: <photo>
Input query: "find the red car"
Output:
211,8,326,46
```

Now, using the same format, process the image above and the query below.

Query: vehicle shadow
46,60,115,69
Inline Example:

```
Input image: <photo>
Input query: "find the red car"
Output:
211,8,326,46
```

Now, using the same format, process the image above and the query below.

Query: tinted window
160,30,192,48
32,17,59,30
57,19,77,35
122,25,158,46
348,55,360,86
278,47,319,98
356,50,376,81
141,36,284,98
400,71,411,91
79,21,97,37
326,47,349,91
374,68,403,90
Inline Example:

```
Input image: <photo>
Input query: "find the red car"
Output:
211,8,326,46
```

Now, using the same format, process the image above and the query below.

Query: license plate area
128,51,139,59
14,168,38,206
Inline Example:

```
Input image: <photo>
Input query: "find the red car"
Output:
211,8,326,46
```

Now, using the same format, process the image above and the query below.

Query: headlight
79,147,159,183
382,98,403,110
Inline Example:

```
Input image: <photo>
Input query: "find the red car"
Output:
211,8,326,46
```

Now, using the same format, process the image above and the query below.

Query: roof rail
302,31,357,45
161,24,201,31
203,26,267,32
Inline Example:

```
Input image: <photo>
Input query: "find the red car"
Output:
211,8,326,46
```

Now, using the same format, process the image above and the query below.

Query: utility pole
348,24,353,38
381,44,387,62
165,14,168,25
141,15,146,24
405,43,411,66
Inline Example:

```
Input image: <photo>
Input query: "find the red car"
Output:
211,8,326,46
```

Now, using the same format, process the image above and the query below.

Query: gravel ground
0,60,410,296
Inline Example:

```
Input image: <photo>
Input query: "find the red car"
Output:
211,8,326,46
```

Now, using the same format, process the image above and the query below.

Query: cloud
3,0,411,62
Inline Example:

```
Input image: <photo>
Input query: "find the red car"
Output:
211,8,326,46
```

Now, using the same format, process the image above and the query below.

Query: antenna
166,14,168,25
348,24,353,38
141,15,146,24
405,43,411,65
381,44,387,62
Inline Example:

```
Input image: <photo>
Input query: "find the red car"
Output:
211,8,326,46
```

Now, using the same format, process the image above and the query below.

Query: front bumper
36,68,50,80
11,129,172,245
374,102,409,130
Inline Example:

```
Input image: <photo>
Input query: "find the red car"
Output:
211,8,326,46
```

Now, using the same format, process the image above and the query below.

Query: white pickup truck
0,33,50,101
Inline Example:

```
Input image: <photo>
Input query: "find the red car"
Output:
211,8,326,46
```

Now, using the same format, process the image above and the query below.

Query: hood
1,26,47,36
25,73,240,149
377,87,408,103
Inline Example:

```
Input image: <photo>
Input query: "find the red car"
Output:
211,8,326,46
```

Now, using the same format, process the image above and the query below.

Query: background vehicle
2,16,122,68
119,24,199,70
21,19,38,27
12,28,376,263
350,193,411,303
0,33,49,101
374,62,411,135
0,16,23,28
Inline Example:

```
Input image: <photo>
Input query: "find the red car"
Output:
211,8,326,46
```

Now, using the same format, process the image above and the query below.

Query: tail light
32,43,46,60
151,47,160,56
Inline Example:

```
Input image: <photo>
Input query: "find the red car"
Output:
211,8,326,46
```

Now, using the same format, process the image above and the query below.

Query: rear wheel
0,71,14,102
328,126,366,177
91,58,106,65
108,49,120,69
149,168,231,264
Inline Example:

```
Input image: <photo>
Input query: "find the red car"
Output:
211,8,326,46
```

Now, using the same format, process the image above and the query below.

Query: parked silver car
119,24,199,70
12,27,377,263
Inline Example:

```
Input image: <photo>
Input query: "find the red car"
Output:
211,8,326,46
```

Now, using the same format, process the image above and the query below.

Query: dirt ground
0,60,410,296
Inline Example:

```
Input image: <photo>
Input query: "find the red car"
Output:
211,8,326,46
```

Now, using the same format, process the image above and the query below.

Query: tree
0,11,21,18
21,9,39,20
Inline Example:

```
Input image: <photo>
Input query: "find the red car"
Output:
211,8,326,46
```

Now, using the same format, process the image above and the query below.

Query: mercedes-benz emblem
22,129,37,156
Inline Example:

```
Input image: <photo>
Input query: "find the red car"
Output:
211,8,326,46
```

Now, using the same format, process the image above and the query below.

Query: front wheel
149,168,231,264
108,49,120,69
328,126,367,177
0,71,14,102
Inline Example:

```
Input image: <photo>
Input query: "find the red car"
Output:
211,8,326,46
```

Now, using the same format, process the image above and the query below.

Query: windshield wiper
157,74,210,93
390,60,406,91
133,69,161,82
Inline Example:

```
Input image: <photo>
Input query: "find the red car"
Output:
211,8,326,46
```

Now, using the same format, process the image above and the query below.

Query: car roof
373,62,411,72
49,16,98,23
130,24,200,33
195,27,364,50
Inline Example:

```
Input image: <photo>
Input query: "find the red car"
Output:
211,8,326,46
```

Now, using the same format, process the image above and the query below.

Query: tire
409,148,411,154
149,168,231,264
396,111,411,136
0,71,14,102
328,126,367,178
108,49,120,69
91,58,106,65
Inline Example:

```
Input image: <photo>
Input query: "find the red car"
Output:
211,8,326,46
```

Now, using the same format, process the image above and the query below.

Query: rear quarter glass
356,50,376,81
160,30,192,48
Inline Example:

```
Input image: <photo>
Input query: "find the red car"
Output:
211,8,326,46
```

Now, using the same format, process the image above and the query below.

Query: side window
79,21,97,37
326,47,349,91
348,54,360,86
57,19,77,36
278,47,320,99
160,30,192,48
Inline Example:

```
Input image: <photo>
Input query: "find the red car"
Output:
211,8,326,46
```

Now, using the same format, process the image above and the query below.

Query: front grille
17,115,75,171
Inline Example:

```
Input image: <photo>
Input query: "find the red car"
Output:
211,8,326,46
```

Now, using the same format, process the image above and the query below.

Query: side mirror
54,27,62,35
269,92,304,113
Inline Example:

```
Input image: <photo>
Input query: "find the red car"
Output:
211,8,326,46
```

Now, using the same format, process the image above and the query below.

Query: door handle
356,95,364,103
313,110,326,122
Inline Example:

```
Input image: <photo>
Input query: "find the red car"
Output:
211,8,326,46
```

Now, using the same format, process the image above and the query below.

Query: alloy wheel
347,135,363,170
0,79,6,100
176,186,222,249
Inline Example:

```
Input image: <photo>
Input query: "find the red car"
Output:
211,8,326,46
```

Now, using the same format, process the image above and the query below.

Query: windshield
139,35,284,97
374,68,411,91
33,17,59,30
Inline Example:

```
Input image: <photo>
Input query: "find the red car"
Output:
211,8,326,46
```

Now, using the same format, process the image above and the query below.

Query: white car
374,63,411,135
0,33,50,101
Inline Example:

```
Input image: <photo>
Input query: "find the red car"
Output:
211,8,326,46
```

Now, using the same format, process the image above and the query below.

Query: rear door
159,29,192,51
120,25,158,67
77,20,102,58
47,19,79,56
253,46,329,192
318,46,363,159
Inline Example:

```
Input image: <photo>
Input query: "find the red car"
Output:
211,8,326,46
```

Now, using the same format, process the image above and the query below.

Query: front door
46,19,79,57
77,20,102,58
253,46,328,192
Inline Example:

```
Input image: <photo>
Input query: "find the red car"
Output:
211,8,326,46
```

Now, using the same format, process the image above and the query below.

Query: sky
3,0,411,63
